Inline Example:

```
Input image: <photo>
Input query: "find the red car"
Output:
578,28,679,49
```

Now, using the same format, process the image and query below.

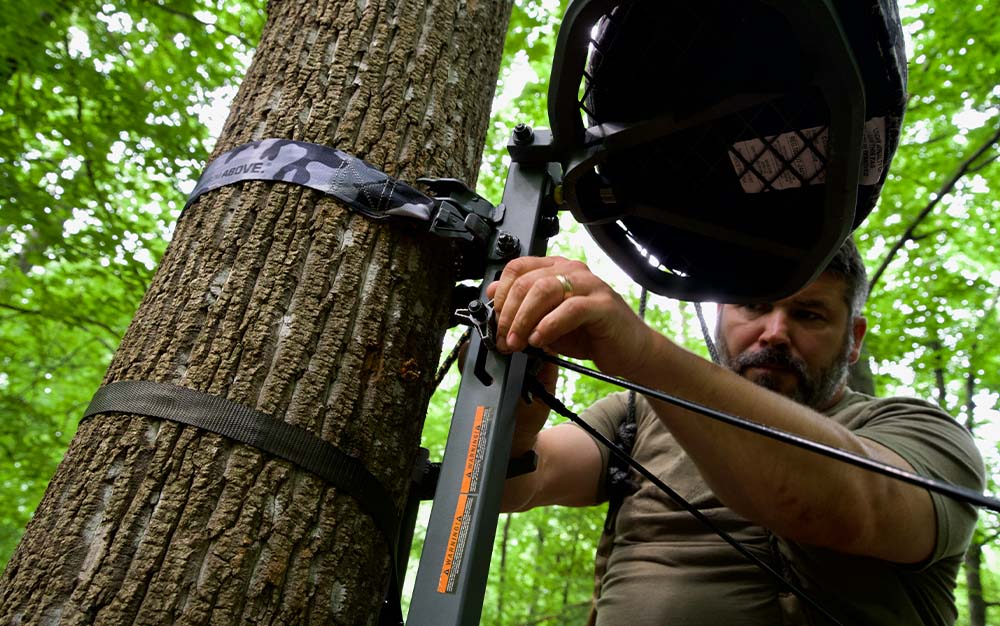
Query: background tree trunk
0,0,512,623
965,538,988,626
847,345,875,396
963,355,989,626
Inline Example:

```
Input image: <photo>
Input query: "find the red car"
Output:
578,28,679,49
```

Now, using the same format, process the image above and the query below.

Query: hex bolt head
512,123,534,145
494,232,520,258
467,299,488,321
540,215,560,239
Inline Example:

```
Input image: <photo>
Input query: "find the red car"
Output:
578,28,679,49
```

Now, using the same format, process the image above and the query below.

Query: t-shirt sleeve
571,391,631,503
853,397,985,563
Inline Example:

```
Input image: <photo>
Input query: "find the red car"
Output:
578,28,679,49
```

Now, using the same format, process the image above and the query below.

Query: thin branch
909,229,942,243
140,0,254,48
12,337,106,400
969,153,999,175
0,301,120,337
931,362,946,409
869,124,1000,297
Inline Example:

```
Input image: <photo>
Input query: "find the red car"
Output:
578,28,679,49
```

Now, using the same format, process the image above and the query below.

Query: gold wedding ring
555,273,574,298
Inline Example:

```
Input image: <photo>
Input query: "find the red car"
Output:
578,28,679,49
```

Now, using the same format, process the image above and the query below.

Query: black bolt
512,123,534,145
539,215,560,239
494,232,520,258
467,299,488,322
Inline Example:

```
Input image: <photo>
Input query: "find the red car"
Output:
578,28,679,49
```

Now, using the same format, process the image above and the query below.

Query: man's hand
486,256,654,379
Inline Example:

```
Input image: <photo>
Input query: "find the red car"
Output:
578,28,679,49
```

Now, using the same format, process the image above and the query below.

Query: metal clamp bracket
421,178,524,280
421,178,505,244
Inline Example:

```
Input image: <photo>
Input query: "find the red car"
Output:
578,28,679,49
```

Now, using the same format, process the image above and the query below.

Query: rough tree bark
0,0,512,623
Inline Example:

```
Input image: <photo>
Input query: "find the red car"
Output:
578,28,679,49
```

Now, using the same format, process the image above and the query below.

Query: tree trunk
0,0,512,623
498,513,512,620
963,358,988,626
964,538,988,626
847,345,875,396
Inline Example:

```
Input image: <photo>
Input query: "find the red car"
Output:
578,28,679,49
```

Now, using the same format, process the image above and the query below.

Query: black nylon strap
83,380,400,551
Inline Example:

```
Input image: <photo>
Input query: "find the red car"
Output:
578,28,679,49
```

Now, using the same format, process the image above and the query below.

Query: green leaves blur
0,0,265,568
858,0,1000,431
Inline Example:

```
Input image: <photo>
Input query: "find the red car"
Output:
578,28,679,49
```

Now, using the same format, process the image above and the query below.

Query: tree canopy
2,0,999,623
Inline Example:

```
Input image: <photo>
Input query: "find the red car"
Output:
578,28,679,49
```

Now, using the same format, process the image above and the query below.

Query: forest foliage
1,0,999,624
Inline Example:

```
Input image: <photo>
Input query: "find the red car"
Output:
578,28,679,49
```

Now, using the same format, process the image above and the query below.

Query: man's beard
715,332,852,410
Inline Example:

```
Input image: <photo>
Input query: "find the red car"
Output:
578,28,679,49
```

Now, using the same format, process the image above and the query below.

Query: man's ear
848,316,867,364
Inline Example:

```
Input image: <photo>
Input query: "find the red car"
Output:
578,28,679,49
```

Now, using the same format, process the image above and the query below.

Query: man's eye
795,310,824,321
740,303,770,314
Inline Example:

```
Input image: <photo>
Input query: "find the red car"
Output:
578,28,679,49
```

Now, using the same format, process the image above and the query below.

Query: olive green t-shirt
578,389,984,626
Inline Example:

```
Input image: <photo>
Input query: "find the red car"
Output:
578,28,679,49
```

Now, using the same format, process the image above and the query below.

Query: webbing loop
84,380,406,624
84,380,400,549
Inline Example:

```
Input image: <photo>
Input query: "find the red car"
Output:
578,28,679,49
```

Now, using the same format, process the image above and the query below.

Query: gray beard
715,331,851,410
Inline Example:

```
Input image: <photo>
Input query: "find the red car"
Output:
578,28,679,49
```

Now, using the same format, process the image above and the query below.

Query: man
489,239,984,625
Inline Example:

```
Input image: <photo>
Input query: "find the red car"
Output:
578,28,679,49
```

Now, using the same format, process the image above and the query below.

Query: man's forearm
500,424,604,512
635,332,935,563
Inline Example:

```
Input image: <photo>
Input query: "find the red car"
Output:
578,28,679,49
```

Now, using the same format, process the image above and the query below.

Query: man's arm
631,335,935,563
497,357,606,512
501,423,604,512
487,256,936,564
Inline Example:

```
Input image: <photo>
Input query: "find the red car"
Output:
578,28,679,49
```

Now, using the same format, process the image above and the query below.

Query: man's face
715,273,866,410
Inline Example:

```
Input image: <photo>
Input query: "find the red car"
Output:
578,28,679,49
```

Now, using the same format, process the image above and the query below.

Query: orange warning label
437,493,468,593
437,405,493,594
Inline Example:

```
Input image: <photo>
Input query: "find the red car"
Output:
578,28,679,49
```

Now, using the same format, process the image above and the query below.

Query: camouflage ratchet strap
185,139,504,281
185,138,436,220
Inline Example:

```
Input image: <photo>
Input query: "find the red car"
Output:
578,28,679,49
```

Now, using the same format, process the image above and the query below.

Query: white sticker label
728,117,886,193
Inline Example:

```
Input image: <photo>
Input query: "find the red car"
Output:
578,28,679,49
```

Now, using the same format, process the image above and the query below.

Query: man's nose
758,310,792,346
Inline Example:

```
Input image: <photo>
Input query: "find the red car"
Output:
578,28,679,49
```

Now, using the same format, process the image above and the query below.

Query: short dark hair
822,237,868,317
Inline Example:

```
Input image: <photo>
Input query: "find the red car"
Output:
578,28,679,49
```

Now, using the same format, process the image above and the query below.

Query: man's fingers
503,273,571,352
529,296,596,352
486,256,597,352
488,256,559,312
494,266,559,350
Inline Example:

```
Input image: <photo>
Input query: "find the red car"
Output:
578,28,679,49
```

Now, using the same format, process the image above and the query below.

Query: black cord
626,288,649,427
525,348,1000,513
434,328,472,389
525,378,846,626
693,301,721,365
